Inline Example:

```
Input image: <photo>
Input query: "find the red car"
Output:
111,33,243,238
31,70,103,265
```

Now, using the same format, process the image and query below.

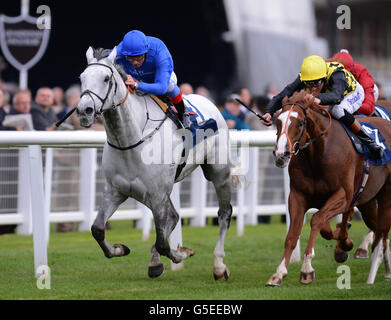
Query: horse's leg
300,188,347,284
201,164,232,281
91,185,129,258
148,244,164,278
354,200,377,259
333,209,355,263
266,190,306,286
152,195,194,265
367,187,391,284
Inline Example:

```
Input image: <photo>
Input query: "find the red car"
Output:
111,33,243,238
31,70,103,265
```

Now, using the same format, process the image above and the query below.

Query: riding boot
349,119,384,159
174,99,190,129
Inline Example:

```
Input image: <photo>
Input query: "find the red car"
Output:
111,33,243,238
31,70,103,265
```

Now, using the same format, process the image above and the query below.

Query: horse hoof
178,246,195,258
214,267,230,281
354,248,369,259
334,250,349,263
113,244,130,256
148,263,164,278
340,239,354,252
300,271,315,284
266,274,282,287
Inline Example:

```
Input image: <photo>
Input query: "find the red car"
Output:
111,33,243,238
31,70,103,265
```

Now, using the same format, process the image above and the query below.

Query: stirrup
181,113,191,129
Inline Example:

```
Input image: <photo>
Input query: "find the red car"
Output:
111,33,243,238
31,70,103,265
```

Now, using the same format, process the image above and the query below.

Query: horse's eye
104,75,110,82
298,121,304,128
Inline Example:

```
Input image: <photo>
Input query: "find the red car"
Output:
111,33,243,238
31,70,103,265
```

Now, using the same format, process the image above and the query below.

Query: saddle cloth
149,94,218,147
341,121,391,166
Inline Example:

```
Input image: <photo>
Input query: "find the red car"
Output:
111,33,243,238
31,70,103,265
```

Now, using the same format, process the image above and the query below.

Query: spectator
195,86,215,103
1,90,11,114
0,90,33,234
245,95,275,224
234,86,252,116
376,82,385,100
264,83,280,100
0,89,11,130
179,83,194,95
31,87,57,131
0,92,32,131
57,84,81,127
52,86,66,114
221,94,251,130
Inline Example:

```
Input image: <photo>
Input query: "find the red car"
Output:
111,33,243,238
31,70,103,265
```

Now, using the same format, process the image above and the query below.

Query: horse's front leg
300,188,347,284
266,190,307,286
91,185,129,258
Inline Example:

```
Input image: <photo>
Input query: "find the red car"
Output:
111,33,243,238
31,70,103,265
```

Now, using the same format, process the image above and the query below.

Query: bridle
80,62,130,115
79,62,167,151
278,102,332,158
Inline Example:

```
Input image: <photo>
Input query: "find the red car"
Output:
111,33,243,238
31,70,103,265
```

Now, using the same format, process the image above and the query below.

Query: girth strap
349,159,370,208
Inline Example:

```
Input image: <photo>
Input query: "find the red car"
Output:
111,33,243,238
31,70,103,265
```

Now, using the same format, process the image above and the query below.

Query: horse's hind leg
91,185,129,258
201,164,232,281
354,200,377,259
367,187,391,284
148,244,164,278
152,195,194,265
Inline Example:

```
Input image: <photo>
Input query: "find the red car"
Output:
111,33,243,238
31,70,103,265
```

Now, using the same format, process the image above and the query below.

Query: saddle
149,94,188,129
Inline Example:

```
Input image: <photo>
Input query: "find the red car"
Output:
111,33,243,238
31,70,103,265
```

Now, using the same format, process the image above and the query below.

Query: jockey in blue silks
115,30,190,128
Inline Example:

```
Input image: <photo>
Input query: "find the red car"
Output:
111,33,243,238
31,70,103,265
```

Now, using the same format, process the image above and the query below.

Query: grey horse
76,46,233,279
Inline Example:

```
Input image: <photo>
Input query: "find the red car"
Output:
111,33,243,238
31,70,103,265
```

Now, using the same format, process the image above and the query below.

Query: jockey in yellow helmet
262,55,384,159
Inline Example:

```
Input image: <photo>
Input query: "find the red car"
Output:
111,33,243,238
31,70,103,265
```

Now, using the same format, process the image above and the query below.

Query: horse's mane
92,47,128,81
282,90,315,109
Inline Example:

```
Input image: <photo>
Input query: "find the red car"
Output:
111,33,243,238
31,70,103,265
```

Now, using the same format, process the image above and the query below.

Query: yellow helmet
300,55,327,81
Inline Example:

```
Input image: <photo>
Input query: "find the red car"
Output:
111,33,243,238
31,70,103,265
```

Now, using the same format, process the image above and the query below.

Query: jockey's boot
174,99,190,129
349,119,384,159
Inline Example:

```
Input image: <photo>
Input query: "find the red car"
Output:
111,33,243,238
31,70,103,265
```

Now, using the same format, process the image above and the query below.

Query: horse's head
77,46,123,128
273,91,315,168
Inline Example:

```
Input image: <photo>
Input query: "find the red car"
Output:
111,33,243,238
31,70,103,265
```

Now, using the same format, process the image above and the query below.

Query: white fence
0,130,299,276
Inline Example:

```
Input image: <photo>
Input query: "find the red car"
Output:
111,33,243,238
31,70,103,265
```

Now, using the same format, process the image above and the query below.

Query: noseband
80,62,129,115
279,102,332,158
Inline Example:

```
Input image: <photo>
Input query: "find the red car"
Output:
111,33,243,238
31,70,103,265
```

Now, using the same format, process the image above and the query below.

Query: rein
80,63,130,115
280,102,332,157
80,62,166,150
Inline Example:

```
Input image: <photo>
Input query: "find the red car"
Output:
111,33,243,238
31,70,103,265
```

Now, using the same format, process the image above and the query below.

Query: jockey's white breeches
329,82,364,119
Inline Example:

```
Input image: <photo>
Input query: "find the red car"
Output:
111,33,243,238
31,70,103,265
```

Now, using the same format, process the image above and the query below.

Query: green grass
0,216,390,300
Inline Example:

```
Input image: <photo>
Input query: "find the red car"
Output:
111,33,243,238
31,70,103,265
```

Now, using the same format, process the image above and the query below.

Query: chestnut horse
266,91,391,286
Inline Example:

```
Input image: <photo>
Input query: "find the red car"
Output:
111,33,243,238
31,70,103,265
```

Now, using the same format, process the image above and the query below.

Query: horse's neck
103,93,146,148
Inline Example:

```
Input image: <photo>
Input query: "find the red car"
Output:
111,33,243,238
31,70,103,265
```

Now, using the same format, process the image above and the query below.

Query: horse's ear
107,46,117,64
86,46,95,64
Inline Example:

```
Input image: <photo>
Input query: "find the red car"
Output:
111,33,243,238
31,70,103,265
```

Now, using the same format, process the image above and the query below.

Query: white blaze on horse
76,46,233,280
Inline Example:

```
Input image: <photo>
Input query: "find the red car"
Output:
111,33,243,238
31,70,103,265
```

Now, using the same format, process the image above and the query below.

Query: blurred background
1,0,390,104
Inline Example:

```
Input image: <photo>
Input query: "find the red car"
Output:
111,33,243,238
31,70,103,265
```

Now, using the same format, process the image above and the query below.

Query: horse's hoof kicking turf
214,267,230,281
354,248,369,259
300,271,315,284
334,250,349,263
148,263,164,278
266,274,282,287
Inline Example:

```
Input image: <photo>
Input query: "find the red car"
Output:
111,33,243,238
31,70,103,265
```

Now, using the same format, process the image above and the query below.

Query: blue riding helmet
121,30,149,56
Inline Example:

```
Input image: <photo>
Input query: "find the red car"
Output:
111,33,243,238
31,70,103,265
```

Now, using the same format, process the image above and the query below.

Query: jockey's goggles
304,79,324,87
126,54,145,62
